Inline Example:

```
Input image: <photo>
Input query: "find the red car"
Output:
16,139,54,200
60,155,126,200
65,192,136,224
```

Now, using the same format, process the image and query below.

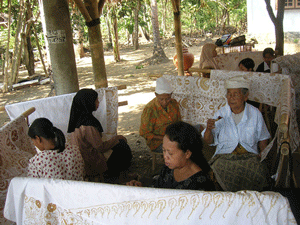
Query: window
276,0,300,9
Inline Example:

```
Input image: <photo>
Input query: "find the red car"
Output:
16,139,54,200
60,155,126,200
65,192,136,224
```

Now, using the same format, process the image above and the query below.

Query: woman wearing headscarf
68,89,132,183
199,43,219,77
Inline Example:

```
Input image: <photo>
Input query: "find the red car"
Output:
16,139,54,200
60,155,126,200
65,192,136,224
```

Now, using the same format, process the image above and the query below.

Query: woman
67,88,132,182
27,118,85,180
238,58,255,71
128,121,215,191
199,43,219,77
140,77,181,153
202,76,271,192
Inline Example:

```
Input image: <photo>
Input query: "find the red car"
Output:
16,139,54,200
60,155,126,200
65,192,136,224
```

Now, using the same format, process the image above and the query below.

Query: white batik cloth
4,177,296,225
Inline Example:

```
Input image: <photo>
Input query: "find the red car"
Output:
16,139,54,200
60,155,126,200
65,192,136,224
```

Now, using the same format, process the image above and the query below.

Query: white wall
247,0,300,34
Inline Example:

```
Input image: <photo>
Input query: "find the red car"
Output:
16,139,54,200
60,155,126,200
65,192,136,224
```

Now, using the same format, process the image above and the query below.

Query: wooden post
171,0,184,76
41,0,79,95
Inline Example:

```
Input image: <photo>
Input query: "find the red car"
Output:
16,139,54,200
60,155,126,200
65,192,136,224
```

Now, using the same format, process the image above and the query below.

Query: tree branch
264,0,276,24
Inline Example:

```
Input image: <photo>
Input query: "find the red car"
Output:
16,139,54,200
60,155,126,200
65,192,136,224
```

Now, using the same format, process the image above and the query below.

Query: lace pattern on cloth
0,115,36,225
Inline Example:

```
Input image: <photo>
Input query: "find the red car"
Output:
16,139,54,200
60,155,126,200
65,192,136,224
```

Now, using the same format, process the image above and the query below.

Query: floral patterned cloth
140,98,181,150
27,145,84,181
0,115,36,225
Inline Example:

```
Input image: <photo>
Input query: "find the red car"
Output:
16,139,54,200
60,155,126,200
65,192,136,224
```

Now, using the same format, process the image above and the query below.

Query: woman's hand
206,119,216,131
116,135,127,143
126,180,143,187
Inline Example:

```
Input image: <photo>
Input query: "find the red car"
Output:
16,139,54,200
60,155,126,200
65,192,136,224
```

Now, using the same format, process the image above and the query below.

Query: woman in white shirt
202,76,271,192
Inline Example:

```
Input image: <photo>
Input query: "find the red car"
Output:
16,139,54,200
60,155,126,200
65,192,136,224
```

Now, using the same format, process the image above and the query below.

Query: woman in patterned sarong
202,76,271,192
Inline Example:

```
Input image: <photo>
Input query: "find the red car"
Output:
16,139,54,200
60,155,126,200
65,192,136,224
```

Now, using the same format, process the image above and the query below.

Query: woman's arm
203,119,216,144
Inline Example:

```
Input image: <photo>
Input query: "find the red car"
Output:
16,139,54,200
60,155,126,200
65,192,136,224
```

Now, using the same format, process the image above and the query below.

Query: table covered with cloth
4,177,297,224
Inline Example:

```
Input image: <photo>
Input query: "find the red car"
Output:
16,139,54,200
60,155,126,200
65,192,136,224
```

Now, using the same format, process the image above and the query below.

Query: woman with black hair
68,89,132,183
127,121,215,191
27,118,85,180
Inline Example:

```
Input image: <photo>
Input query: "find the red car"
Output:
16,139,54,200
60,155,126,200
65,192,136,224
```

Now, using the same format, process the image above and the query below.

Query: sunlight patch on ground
118,92,154,114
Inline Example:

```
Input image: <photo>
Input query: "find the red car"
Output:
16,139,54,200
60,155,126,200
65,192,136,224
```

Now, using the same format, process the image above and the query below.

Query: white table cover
4,177,296,225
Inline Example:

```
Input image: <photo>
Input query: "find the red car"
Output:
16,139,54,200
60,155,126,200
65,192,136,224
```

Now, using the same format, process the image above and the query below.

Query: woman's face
162,135,191,170
31,137,44,151
226,88,248,112
156,93,172,109
95,98,99,110
239,64,251,71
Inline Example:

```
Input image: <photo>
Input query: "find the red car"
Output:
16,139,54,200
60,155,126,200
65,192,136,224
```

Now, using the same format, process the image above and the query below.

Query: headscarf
199,43,219,69
67,89,103,133
155,77,173,94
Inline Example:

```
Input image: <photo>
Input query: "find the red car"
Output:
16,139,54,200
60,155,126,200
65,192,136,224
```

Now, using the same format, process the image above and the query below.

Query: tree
72,0,108,88
41,0,79,95
264,0,285,56
133,0,140,50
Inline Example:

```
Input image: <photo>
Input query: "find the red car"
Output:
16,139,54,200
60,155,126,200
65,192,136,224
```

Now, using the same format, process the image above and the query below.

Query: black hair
165,121,211,173
263,47,275,58
28,118,66,153
239,58,255,71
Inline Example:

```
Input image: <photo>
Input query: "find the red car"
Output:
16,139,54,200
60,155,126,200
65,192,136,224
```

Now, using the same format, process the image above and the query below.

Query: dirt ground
1,37,299,184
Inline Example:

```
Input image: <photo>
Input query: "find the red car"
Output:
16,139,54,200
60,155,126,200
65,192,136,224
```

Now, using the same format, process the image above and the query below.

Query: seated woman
199,43,219,78
202,76,271,192
140,77,181,153
128,121,215,191
67,89,132,183
238,58,255,71
256,47,275,73
27,118,85,180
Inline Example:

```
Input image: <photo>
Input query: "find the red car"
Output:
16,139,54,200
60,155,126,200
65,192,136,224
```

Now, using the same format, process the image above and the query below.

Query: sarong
209,145,270,192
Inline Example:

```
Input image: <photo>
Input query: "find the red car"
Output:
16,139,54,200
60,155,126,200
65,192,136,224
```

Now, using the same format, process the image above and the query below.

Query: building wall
247,0,300,34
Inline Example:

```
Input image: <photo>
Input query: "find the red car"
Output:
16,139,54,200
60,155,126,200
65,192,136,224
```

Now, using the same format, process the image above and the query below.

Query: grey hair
241,88,249,96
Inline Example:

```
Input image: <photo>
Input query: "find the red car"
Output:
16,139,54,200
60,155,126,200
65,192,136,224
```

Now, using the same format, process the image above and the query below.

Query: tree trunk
171,0,184,76
37,0,51,71
105,7,113,48
265,0,285,56
10,0,25,85
133,0,140,50
3,0,12,92
24,0,35,76
112,6,120,62
150,0,168,58
42,0,79,95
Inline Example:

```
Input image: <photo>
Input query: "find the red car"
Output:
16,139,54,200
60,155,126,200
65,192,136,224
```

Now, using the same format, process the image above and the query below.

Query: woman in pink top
27,118,84,180
68,89,132,183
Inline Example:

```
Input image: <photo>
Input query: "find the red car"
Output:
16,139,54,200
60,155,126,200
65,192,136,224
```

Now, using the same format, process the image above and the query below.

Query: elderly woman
202,76,271,192
140,77,181,153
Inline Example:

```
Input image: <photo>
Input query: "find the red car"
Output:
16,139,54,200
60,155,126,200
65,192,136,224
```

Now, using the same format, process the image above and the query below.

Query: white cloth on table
5,87,118,140
201,103,271,157
27,145,84,181
4,177,296,225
